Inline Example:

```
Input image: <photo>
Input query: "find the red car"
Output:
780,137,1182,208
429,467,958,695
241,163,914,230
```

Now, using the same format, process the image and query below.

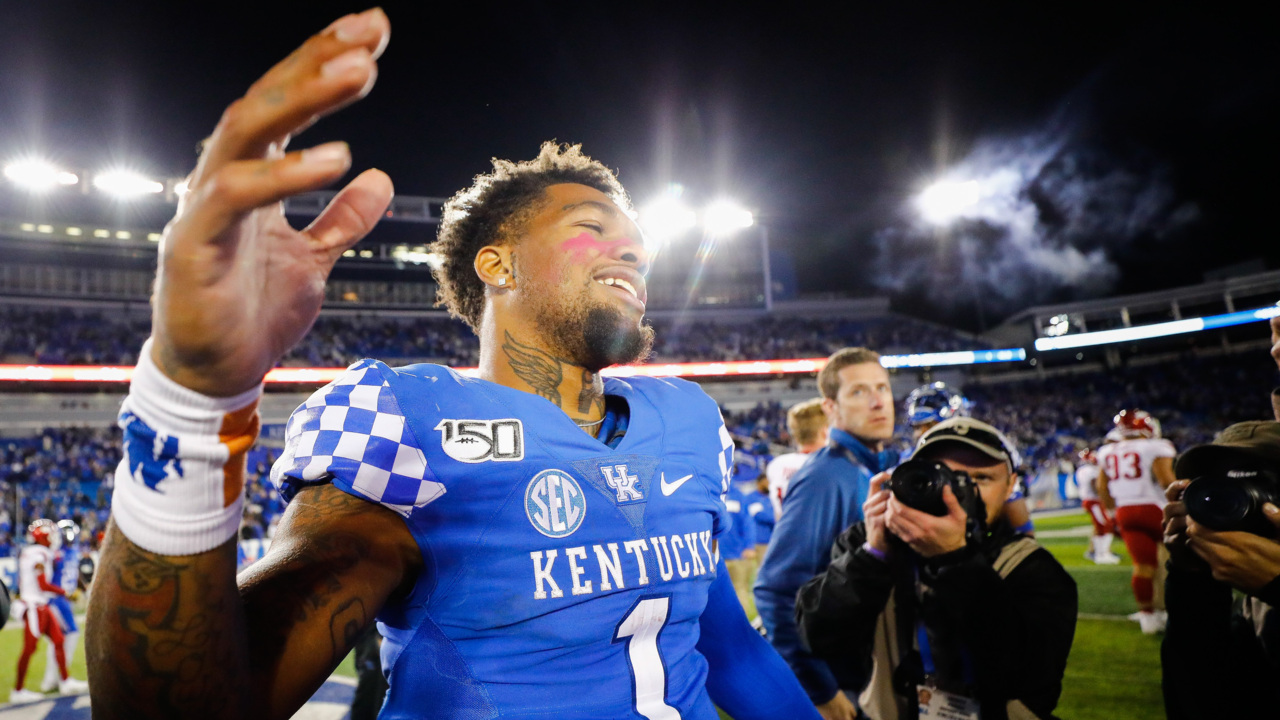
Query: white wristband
111,339,263,555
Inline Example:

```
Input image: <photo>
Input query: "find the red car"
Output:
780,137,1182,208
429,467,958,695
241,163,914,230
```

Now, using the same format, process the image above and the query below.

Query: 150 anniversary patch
435,418,525,463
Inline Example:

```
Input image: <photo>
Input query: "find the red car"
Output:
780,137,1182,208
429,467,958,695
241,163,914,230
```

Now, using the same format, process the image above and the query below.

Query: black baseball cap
915,417,1022,473
1176,421,1280,478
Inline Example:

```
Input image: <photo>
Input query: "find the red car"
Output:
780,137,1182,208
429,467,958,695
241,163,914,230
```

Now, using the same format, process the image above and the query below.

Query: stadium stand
0,303,989,367
5,343,1272,558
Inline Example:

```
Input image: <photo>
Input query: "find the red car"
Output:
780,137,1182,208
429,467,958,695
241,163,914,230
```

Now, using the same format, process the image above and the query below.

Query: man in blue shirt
755,347,899,720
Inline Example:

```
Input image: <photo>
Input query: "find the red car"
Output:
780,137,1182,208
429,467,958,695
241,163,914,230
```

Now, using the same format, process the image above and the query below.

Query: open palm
150,9,394,396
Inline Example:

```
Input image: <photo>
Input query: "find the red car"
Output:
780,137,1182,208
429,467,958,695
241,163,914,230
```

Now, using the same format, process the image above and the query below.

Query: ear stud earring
498,277,507,286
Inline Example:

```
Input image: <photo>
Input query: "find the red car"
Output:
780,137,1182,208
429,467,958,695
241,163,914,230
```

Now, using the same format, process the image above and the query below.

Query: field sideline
2,511,1160,718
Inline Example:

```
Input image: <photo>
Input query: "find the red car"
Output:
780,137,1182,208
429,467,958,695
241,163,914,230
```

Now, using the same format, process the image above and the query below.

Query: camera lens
890,460,950,516
1184,477,1254,532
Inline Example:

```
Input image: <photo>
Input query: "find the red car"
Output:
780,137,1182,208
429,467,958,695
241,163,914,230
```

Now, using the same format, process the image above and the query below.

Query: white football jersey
1097,437,1176,508
765,451,812,518
18,544,56,605
1076,463,1101,502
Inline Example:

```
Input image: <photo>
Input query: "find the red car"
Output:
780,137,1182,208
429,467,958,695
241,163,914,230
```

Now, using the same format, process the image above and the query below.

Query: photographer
1160,323,1280,719
796,418,1077,720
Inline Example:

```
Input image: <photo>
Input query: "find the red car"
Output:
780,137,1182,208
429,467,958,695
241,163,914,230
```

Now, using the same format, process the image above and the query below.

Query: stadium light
639,194,697,249
3,159,79,191
917,179,980,225
1034,303,1280,351
92,170,164,198
702,200,755,236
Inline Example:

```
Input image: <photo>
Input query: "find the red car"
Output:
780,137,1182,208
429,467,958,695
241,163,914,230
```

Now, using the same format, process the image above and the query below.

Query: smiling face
500,183,654,370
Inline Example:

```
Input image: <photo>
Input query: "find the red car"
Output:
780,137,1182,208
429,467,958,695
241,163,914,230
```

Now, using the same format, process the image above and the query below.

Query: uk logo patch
600,464,643,503
121,410,183,492
435,418,524,463
525,469,586,538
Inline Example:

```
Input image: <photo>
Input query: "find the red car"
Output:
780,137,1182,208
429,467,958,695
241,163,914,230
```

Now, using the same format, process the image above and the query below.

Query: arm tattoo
242,486,393,660
87,486,414,720
87,524,248,719
502,330,564,405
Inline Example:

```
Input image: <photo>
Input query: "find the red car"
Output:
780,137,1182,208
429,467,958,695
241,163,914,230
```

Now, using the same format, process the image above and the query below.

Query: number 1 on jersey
615,596,682,720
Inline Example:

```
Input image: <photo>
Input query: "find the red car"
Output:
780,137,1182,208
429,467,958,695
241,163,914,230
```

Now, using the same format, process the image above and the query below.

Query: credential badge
526,469,587,538
435,418,524,463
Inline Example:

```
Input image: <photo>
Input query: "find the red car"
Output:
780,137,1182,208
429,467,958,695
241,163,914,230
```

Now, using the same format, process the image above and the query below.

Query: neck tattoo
501,331,608,432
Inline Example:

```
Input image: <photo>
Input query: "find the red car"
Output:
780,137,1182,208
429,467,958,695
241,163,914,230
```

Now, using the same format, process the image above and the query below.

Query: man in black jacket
796,417,1077,720
1160,321,1280,719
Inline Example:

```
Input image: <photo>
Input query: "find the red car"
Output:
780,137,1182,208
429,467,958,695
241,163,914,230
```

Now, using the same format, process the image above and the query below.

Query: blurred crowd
6,349,1270,556
0,427,286,556
724,351,1277,490
0,306,988,367
0,427,117,556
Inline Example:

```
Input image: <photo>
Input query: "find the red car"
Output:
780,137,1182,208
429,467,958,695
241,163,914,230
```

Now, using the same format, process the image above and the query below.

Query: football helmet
1114,409,1161,439
28,518,61,550
57,519,81,546
1077,447,1097,465
905,382,972,426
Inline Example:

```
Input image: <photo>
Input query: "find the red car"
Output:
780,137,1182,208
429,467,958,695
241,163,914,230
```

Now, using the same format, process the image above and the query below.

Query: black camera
1184,468,1280,538
888,459,987,543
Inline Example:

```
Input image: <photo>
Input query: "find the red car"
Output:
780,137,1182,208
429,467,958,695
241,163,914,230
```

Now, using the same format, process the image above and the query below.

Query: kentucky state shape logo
121,410,184,492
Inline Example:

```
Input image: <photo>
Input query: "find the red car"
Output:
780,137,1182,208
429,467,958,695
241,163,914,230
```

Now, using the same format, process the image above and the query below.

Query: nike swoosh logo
660,473,694,496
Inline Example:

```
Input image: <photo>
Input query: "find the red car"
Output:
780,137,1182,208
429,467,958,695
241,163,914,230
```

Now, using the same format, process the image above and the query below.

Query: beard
529,282,654,372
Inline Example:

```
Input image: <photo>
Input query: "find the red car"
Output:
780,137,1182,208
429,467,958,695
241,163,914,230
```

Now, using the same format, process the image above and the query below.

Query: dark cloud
871,121,1200,318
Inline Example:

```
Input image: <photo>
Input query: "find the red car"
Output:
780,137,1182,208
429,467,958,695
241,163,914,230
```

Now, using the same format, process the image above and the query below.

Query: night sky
1,2,1276,328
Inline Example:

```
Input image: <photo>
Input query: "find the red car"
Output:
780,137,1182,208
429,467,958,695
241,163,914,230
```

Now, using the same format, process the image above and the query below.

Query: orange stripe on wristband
219,400,262,509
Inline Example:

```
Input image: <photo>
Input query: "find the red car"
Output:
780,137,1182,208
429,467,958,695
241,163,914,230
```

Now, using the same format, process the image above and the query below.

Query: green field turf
1038,510,1164,718
3,511,1161,717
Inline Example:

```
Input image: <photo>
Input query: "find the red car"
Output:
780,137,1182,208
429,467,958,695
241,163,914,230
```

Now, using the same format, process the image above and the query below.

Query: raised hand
1271,315,1280,371
862,471,892,554
1162,480,1205,571
151,8,394,396
885,485,968,558
1186,504,1280,592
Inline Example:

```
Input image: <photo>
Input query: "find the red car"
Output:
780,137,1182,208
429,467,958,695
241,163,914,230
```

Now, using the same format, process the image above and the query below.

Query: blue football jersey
743,489,773,547
54,547,79,594
272,359,735,720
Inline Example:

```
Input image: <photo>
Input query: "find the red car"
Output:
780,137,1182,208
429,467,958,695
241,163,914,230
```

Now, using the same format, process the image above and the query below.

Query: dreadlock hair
431,142,633,331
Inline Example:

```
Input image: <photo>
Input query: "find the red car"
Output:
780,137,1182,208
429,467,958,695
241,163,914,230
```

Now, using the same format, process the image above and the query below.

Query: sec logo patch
526,469,586,538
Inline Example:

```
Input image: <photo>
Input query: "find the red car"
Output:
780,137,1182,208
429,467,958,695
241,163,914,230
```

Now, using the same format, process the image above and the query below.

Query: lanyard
917,621,937,677
912,566,975,687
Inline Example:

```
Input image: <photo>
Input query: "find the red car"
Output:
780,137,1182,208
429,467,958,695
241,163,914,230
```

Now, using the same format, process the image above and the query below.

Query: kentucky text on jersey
530,531,717,600
270,358,737,719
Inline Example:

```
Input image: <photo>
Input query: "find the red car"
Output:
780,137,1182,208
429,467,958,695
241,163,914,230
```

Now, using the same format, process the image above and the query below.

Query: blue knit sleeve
699,559,823,719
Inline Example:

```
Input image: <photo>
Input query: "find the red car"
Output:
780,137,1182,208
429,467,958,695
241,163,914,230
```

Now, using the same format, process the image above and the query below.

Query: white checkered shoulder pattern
270,359,445,517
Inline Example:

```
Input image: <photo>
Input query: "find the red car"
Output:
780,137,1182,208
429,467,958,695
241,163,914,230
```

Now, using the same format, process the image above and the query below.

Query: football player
1096,409,1177,634
764,398,827,519
905,383,1035,536
40,520,85,694
904,381,970,445
1076,448,1121,564
85,10,821,719
746,471,775,557
11,519,89,704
